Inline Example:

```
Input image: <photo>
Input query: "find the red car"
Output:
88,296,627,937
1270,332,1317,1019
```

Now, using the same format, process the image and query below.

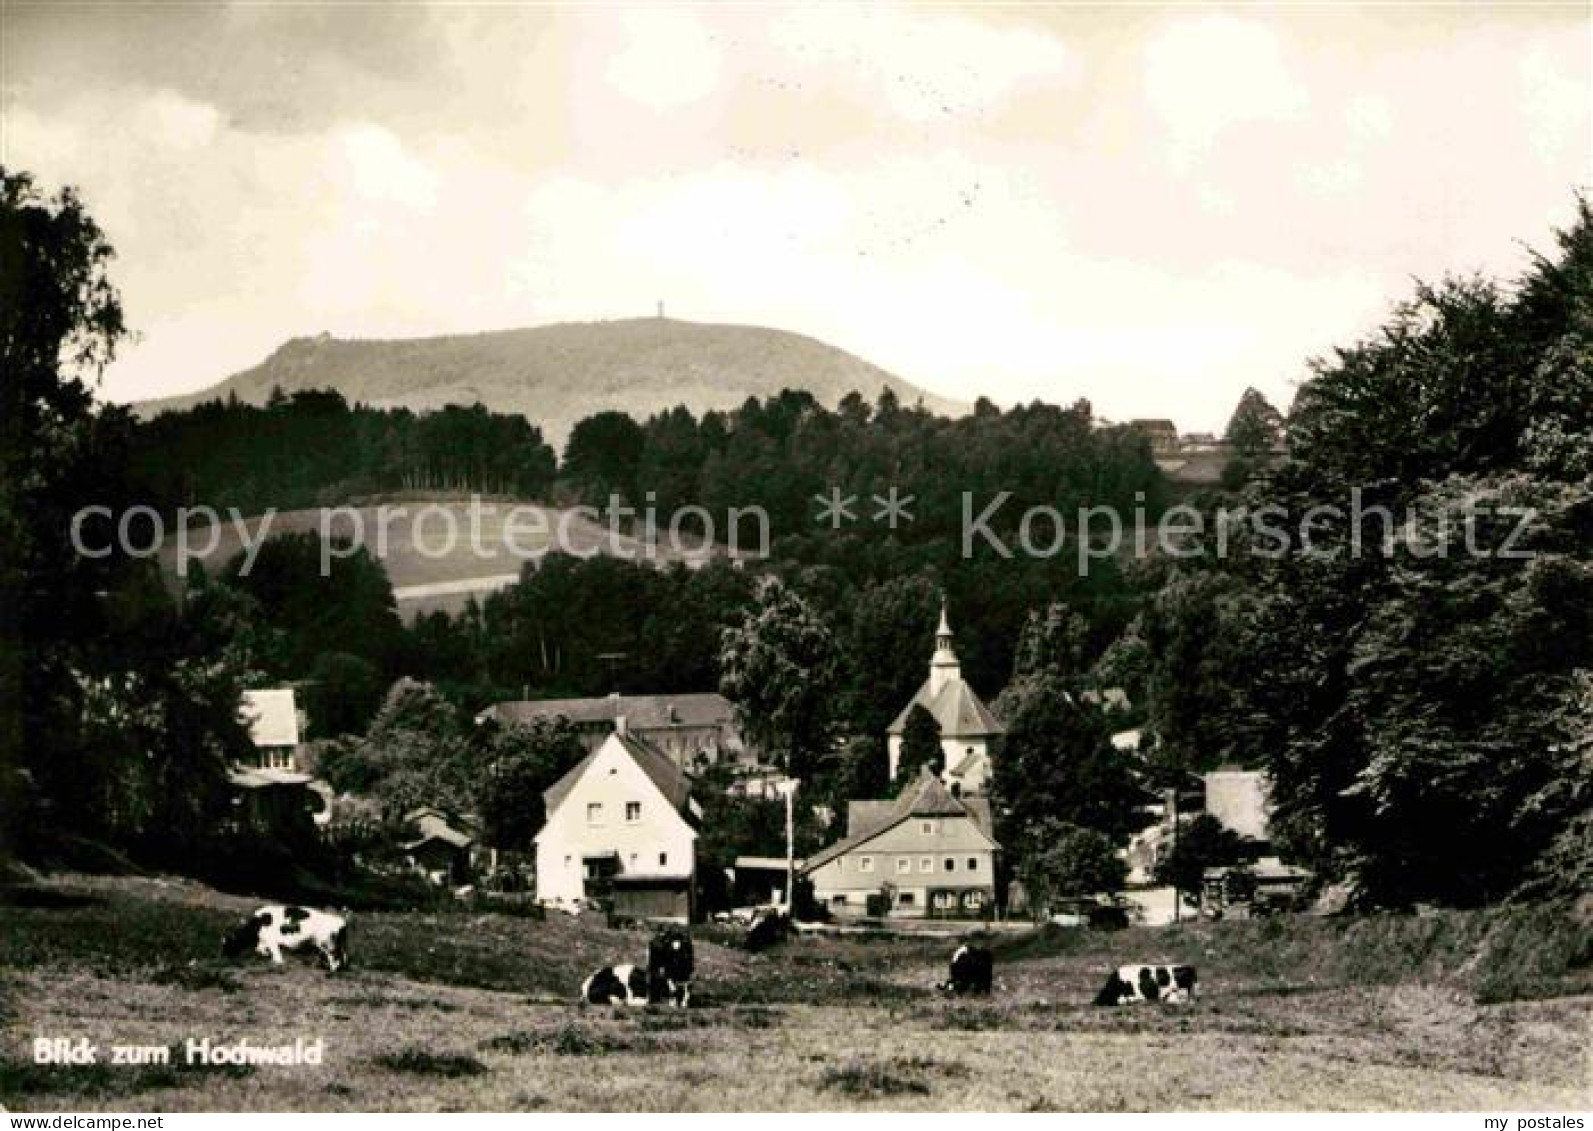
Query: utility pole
1171,785,1181,924
778,777,799,912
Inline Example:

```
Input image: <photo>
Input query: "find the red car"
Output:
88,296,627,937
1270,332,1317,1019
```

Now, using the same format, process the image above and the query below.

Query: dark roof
228,767,313,789
543,730,694,816
803,767,999,873
484,692,735,730
887,675,1004,738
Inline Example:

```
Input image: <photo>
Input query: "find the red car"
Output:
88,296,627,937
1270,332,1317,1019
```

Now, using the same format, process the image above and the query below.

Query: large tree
1150,200,1593,906
718,578,842,778
2,169,262,863
1016,820,1128,919
1223,387,1284,459
473,716,588,850
894,704,943,787
991,671,1144,845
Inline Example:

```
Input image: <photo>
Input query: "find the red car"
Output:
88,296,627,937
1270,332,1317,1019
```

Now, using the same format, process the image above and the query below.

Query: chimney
615,715,628,736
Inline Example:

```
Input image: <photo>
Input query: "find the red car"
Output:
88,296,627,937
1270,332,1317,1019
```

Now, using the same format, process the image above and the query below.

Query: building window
831,895,846,907
859,856,874,873
966,857,979,871
921,820,936,835
944,857,955,871
659,852,668,866
625,801,641,823
898,891,916,906
919,857,933,873
586,803,603,826
963,890,984,909
896,857,911,874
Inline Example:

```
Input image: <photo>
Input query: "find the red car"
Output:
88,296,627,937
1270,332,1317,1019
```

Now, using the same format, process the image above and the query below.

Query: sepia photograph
1,0,1590,1118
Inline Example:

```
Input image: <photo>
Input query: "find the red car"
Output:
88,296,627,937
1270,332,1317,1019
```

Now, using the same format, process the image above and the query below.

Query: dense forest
129,391,558,515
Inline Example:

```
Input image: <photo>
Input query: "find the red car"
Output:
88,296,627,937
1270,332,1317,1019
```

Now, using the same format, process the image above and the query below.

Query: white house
229,688,322,834
534,724,700,922
886,605,1004,794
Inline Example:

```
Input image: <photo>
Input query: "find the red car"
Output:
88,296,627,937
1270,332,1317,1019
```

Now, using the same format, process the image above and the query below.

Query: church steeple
929,599,961,696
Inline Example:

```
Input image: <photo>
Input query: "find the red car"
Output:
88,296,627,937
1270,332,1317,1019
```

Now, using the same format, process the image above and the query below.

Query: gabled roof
887,675,1004,738
543,730,695,818
401,809,475,851
240,689,300,748
482,692,735,730
803,767,999,873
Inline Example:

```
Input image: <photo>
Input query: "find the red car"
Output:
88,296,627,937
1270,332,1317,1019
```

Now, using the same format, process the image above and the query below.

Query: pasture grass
2,874,1589,1111
371,1049,488,1078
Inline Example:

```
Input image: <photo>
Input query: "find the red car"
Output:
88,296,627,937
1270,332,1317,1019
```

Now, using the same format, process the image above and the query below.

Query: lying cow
1093,963,1197,1006
580,963,651,1006
222,904,349,973
743,907,793,953
940,944,993,995
647,925,695,1007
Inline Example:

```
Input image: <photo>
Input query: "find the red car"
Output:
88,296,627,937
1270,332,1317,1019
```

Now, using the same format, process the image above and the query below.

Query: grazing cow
580,963,651,1007
939,944,994,995
647,926,695,1007
221,905,349,973
743,908,792,953
1093,963,1197,1006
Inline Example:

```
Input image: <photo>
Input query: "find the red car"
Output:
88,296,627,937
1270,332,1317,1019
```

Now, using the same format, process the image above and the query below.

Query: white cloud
336,124,439,210
1345,95,1394,142
1519,46,1590,163
1144,15,1309,170
770,6,1079,123
137,90,221,150
603,9,723,111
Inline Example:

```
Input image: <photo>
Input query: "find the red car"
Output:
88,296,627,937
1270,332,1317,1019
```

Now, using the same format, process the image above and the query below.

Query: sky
4,3,1590,432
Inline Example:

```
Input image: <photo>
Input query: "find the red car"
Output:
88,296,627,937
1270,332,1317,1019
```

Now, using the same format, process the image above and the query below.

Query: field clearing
2,876,1589,1112
153,498,727,619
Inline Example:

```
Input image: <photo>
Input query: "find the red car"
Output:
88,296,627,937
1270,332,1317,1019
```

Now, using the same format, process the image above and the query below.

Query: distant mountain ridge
132,318,969,448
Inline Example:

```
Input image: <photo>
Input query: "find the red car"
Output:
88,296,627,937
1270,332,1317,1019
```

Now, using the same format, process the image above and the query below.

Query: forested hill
131,318,967,449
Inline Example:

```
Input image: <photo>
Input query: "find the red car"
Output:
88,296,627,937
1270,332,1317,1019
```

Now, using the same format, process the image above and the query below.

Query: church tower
928,601,960,697
885,599,1005,793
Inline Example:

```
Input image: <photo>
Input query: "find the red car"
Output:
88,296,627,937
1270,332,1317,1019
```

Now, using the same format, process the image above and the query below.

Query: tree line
129,391,558,517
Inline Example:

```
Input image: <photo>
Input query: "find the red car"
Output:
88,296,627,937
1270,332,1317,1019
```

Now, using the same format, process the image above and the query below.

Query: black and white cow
940,944,994,995
580,963,651,1006
647,926,695,1007
1093,963,1197,1006
222,904,349,973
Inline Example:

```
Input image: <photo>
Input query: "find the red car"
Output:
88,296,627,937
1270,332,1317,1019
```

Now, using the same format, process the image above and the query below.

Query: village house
802,766,1000,919
533,721,700,922
400,807,477,886
228,688,321,836
479,691,752,774
886,605,1004,794
1129,418,1181,453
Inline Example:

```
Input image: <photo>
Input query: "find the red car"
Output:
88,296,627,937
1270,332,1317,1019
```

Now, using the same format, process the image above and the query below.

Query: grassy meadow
2,875,1589,1111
